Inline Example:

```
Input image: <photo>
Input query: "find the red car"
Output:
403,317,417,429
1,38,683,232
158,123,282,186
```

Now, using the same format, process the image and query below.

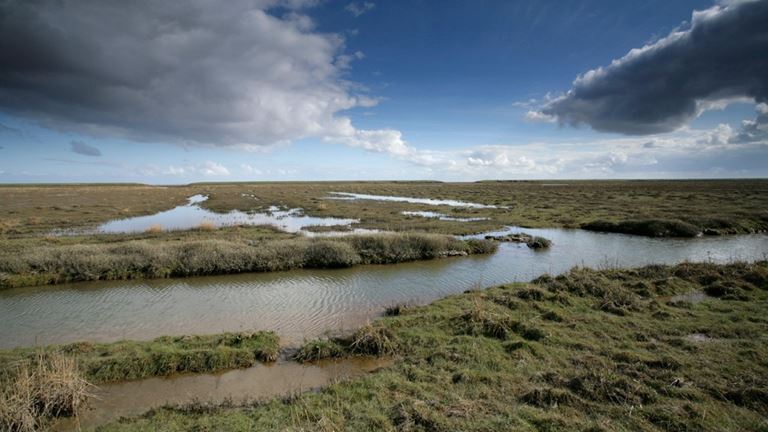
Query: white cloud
199,161,230,176
163,161,230,177
0,0,400,157
345,2,375,17
363,120,768,179
524,110,557,123
240,164,263,175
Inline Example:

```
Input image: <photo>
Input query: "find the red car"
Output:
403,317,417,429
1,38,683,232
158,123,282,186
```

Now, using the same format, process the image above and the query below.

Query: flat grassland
91,261,768,431
1,180,767,430
1,180,767,237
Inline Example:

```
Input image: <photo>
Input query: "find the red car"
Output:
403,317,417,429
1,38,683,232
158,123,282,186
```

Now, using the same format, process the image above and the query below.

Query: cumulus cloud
69,140,101,157
163,161,231,177
199,161,230,176
538,0,768,135
524,110,556,123
0,0,398,153
730,104,768,144
345,2,375,17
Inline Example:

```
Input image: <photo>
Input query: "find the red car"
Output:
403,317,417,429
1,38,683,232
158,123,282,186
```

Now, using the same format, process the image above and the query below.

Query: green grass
96,261,768,431
0,331,280,384
0,233,495,289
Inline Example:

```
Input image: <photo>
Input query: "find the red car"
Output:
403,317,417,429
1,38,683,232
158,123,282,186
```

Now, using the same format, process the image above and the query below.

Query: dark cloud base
542,0,768,135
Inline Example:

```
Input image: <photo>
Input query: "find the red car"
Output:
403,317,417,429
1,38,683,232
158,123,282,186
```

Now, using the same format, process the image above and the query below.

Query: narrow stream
2,227,765,349
52,357,392,431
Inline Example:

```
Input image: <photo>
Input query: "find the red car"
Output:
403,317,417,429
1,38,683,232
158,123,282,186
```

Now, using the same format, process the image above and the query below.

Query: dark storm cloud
540,0,768,135
0,0,368,148
69,140,101,156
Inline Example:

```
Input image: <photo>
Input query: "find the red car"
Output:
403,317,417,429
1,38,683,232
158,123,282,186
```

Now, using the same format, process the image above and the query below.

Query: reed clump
0,354,90,431
145,224,163,233
197,221,216,231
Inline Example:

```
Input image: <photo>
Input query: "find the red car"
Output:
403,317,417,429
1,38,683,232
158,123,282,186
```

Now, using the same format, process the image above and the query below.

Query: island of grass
0,232,496,289
484,232,553,249
82,260,768,431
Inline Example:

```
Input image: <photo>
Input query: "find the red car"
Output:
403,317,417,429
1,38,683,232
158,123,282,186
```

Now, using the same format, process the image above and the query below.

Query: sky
0,0,767,183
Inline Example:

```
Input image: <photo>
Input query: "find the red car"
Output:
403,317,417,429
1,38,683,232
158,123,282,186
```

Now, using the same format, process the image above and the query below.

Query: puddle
327,192,502,208
71,195,360,234
401,211,490,222
52,357,391,431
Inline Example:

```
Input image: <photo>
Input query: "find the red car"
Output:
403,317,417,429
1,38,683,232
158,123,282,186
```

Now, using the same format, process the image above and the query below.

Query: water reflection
52,357,391,431
328,192,502,208
401,211,490,222
92,195,359,234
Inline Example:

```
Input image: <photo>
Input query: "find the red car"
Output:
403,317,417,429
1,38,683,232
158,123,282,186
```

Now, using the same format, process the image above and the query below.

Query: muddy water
52,357,391,431
1,228,766,349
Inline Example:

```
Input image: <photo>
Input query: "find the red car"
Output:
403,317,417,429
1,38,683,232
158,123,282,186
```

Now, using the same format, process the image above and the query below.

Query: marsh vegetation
0,233,495,289
95,261,768,431
2,180,767,237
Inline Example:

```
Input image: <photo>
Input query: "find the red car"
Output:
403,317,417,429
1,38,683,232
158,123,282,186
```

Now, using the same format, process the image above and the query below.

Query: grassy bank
0,332,279,430
581,219,702,237
2,180,767,237
99,261,768,431
0,331,280,385
0,233,495,289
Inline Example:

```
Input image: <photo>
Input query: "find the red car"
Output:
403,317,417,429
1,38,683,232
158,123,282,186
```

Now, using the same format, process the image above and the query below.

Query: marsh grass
202,261,768,432
3,180,767,237
581,218,701,237
0,233,496,289
0,354,91,431
198,221,216,231
145,224,163,233
0,331,280,384
526,236,552,249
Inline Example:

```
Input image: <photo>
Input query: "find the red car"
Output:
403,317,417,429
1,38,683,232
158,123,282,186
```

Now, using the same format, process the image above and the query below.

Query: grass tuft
0,354,91,431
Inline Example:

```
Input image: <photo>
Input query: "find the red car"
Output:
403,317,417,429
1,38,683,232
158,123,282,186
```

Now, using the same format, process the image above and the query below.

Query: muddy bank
52,357,392,431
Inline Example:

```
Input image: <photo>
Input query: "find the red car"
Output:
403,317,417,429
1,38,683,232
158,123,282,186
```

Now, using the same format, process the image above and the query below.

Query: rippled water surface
2,227,765,349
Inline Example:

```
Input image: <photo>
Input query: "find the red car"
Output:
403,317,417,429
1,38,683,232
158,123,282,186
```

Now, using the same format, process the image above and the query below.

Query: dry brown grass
0,354,91,431
145,224,163,233
198,221,216,231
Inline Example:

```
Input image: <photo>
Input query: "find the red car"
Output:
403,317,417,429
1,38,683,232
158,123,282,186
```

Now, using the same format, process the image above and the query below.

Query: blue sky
0,0,766,183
